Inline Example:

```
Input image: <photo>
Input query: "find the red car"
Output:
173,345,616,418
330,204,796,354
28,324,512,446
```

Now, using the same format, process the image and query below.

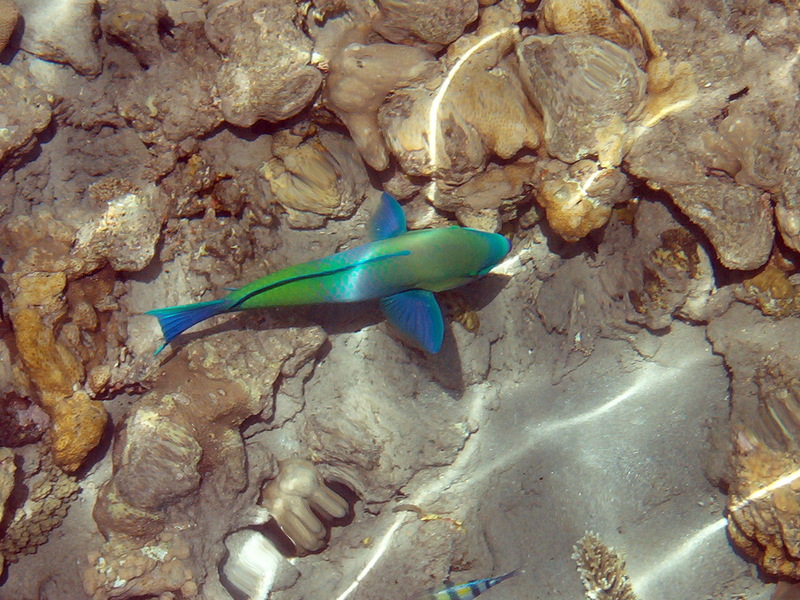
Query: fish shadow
160,274,510,395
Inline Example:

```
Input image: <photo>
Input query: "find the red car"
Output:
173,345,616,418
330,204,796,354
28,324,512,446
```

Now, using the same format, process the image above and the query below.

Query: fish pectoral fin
369,192,407,241
380,290,444,353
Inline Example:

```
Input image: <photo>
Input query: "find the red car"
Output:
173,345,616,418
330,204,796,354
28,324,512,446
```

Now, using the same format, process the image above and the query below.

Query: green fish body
148,193,510,353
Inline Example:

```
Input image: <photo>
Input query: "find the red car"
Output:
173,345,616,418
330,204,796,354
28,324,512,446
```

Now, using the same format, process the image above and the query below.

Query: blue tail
146,299,228,354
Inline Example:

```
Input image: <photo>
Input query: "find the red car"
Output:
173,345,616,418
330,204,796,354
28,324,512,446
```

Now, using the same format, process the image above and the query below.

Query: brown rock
0,0,18,54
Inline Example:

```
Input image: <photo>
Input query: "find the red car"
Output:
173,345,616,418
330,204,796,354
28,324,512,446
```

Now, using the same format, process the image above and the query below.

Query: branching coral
260,458,349,554
572,532,638,600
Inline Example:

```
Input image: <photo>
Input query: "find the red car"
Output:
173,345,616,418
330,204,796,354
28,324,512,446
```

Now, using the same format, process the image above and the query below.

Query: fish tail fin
146,299,228,354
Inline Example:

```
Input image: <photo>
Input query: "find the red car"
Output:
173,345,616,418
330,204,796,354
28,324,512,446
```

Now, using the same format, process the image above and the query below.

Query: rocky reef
0,0,798,599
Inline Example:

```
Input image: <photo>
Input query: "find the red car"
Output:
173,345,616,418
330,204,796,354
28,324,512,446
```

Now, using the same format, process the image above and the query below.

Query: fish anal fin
380,289,444,353
369,192,407,241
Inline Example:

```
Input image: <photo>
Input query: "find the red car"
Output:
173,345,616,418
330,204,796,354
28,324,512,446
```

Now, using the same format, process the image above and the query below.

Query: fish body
148,193,510,354
411,570,519,600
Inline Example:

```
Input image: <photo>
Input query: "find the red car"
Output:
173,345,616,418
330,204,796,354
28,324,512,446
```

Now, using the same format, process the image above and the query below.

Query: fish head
471,229,512,276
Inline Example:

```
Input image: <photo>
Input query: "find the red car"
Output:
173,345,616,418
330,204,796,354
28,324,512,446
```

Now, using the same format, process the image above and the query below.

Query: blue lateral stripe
228,250,410,310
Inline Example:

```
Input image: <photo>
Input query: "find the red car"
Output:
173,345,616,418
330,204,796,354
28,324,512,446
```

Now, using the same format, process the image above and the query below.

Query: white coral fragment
222,530,289,600
260,458,348,554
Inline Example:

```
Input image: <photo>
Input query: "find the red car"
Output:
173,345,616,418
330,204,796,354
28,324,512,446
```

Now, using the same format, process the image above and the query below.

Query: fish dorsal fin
369,192,407,240
380,289,444,353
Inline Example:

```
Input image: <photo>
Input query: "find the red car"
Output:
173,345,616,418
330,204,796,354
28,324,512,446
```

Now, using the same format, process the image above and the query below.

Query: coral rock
83,532,196,600
113,35,223,146
91,327,324,593
540,0,645,59
0,392,50,447
114,408,202,511
0,451,79,566
324,40,437,170
379,46,540,183
0,0,18,55
206,0,322,126
533,158,630,242
516,34,646,165
262,129,370,228
431,159,538,217
668,183,773,271
627,209,715,330
371,0,479,49
260,458,348,554
778,146,800,253
18,0,102,75
100,0,168,67
0,65,53,164
73,186,166,272
11,307,108,472
0,447,16,521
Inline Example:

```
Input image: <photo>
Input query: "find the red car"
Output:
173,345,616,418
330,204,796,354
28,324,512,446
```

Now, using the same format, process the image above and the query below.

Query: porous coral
0,451,80,567
260,458,349,554
11,305,108,472
726,435,800,579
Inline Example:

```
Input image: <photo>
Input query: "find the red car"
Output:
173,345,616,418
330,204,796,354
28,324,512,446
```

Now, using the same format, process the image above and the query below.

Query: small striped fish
410,569,519,600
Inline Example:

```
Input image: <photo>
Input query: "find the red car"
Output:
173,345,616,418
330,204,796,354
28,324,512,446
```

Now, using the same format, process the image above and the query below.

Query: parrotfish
410,570,519,600
148,193,510,354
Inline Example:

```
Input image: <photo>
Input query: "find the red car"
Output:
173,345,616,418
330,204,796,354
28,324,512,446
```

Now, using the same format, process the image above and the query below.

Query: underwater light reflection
633,516,729,598
334,366,660,600
425,27,516,206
